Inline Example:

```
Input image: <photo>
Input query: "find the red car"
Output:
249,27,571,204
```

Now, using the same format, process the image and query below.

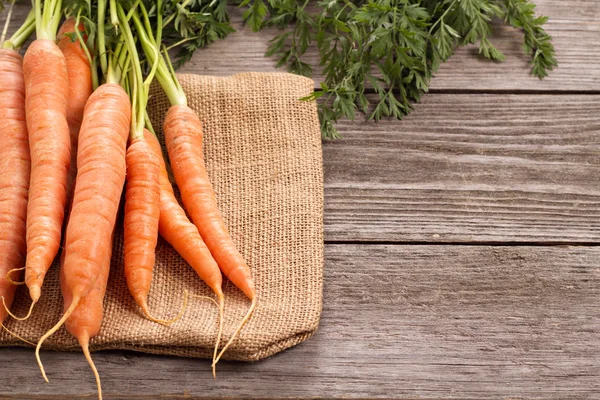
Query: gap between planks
325,240,600,247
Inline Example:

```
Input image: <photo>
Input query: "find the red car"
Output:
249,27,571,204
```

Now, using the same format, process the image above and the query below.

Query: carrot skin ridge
0,49,30,323
23,39,71,304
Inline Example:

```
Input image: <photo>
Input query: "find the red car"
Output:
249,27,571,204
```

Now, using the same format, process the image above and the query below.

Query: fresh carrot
124,137,178,324
57,17,93,210
162,107,255,298
131,5,257,372
21,0,72,317
145,129,225,363
163,105,257,370
0,48,30,325
116,2,186,325
0,6,34,328
61,235,112,400
35,82,131,381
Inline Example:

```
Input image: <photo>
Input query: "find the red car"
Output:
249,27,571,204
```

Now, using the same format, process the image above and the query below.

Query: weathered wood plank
323,94,600,243
1,244,598,399
2,0,599,92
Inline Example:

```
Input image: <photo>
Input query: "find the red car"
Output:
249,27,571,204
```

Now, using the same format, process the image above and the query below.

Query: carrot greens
236,0,557,138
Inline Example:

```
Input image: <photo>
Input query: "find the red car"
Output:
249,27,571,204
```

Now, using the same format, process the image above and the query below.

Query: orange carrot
145,130,224,362
124,136,186,324
0,49,30,324
61,235,112,400
163,105,257,370
57,18,93,210
22,38,71,311
36,83,131,381
130,6,255,371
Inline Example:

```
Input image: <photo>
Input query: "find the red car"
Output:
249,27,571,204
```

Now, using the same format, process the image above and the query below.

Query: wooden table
2,1,599,398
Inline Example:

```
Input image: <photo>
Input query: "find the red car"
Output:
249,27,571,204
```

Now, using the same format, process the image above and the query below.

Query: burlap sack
0,73,324,361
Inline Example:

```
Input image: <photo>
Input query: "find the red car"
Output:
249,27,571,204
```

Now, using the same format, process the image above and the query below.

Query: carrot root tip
0,321,36,346
1,296,36,321
212,294,225,379
36,297,81,382
29,285,41,304
212,296,257,372
141,289,189,326
81,340,103,400
5,267,26,285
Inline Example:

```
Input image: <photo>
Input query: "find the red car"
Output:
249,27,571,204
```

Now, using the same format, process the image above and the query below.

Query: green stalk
130,10,186,106
144,111,156,136
98,0,108,77
138,3,155,43
73,11,99,90
49,0,62,39
156,0,163,46
34,0,43,39
2,8,35,49
109,0,119,31
0,0,16,47
125,0,142,21
36,0,62,40
117,2,160,139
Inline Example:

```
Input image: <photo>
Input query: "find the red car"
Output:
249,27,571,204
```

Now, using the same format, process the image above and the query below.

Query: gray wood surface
324,94,600,243
1,0,599,399
1,245,599,400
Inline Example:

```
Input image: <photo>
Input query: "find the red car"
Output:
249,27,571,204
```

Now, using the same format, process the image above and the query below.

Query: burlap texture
0,73,324,361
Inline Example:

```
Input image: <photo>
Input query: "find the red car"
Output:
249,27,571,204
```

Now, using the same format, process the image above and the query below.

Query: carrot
131,5,257,372
124,136,188,324
21,9,71,315
35,83,131,381
145,130,224,364
61,235,112,400
0,48,30,325
57,18,93,210
163,105,257,370
114,1,187,325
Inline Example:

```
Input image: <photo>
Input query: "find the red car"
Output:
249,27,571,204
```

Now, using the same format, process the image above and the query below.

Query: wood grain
1,244,598,399
323,94,600,243
2,0,599,92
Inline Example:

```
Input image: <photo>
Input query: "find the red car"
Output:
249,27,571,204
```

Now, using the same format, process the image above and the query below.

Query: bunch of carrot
0,0,257,398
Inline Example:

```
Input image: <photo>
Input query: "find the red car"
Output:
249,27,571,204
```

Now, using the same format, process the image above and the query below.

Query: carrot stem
73,11,99,90
36,0,62,40
97,0,108,76
130,10,186,106
36,297,81,382
2,9,35,49
109,0,119,31
117,2,157,139
0,0,16,46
